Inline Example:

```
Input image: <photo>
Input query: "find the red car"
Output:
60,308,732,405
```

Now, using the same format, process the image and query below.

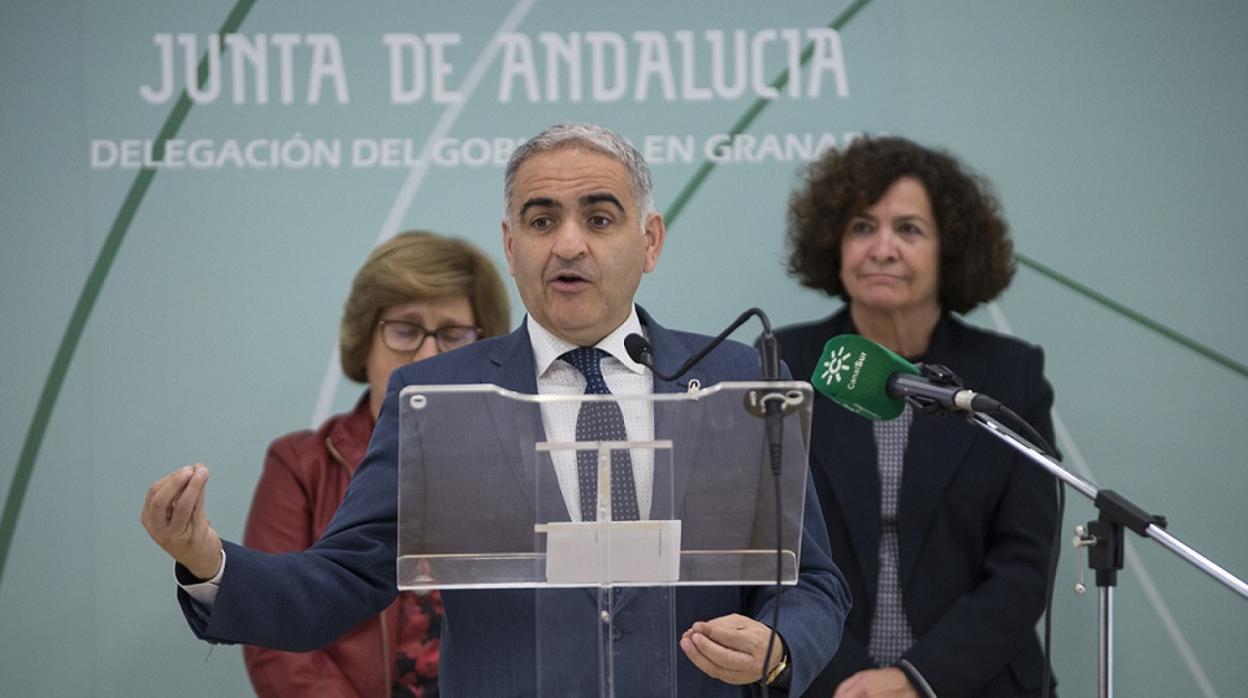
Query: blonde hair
338,231,511,382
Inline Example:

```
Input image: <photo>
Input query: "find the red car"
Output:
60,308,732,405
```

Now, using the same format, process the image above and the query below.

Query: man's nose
551,220,589,258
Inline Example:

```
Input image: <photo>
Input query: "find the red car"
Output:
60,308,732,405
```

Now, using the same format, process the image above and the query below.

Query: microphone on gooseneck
624,333,659,375
810,334,1002,419
625,308,781,382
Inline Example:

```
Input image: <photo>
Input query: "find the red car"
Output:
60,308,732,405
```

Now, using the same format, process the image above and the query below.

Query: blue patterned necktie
560,347,640,521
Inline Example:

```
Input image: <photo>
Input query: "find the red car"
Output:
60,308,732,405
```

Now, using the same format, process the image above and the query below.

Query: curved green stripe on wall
665,0,874,227
0,0,259,588
663,0,1245,382
5,0,1243,594
1016,254,1248,379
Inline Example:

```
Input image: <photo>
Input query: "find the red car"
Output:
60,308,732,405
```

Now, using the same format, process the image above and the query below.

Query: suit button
600,610,611,624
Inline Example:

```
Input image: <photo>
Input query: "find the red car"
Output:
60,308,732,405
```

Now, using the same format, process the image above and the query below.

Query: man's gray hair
504,122,655,223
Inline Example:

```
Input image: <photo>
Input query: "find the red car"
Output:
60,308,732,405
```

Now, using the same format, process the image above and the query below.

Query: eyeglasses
377,320,481,354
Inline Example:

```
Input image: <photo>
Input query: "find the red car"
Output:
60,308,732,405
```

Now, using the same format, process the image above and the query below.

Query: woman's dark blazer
778,307,1057,697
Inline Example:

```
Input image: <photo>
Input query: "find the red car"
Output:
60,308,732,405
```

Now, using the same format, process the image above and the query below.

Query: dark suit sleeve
240,437,366,697
750,469,852,697
176,374,404,651
815,626,875,687
749,360,854,696
899,346,1058,696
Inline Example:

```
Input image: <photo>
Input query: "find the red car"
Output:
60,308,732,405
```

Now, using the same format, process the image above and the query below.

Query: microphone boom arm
970,411,1248,600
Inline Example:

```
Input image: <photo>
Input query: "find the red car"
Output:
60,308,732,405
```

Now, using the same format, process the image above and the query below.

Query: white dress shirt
526,307,656,521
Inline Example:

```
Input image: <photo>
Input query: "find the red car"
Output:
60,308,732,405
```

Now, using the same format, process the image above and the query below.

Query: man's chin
544,311,612,346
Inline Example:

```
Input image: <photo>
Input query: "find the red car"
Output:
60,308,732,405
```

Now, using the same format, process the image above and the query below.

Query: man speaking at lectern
142,122,850,696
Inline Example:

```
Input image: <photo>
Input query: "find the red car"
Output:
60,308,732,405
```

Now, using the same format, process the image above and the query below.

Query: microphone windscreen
624,333,652,365
811,334,920,420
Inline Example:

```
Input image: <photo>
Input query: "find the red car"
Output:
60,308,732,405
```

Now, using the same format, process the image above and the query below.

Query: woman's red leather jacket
243,395,441,697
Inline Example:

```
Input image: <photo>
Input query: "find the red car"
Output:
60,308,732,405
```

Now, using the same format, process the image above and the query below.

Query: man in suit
142,122,851,696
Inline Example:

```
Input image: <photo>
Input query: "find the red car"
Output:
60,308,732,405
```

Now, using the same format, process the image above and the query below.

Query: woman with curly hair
775,137,1058,697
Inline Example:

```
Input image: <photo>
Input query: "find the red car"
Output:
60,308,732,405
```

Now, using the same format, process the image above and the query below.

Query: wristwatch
764,646,791,687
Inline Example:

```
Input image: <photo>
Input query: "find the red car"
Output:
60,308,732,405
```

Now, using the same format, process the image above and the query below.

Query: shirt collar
528,306,648,378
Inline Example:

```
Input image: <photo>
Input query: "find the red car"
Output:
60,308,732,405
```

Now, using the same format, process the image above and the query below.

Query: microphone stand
755,313,787,693
965,411,1248,698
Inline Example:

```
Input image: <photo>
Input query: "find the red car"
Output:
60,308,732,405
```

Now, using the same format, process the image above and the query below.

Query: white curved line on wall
987,301,1217,698
310,0,539,427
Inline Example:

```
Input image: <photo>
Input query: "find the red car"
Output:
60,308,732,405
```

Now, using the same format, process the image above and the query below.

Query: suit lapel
898,316,982,586
639,307,707,522
817,400,881,608
483,324,567,523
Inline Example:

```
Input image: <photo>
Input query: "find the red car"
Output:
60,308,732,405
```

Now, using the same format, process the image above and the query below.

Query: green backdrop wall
2,1,1245,695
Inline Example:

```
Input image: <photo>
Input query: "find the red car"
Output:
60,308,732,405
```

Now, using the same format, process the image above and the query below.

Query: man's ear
642,213,666,273
501,219,516,277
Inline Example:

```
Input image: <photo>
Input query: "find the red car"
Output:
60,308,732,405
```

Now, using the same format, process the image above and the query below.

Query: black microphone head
624,333,653,366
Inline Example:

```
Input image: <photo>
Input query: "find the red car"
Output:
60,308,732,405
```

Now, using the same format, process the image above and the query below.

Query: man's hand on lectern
679,613,785,685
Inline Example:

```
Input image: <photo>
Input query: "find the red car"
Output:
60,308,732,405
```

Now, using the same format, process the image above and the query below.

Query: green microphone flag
811,334,920,420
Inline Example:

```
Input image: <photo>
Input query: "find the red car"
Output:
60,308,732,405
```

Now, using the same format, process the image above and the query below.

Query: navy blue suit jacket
180,307,850,696
777,309,1057,697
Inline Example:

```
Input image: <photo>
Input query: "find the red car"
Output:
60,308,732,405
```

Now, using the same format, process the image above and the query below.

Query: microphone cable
972,401,1063,698
909,361,1064,698
993,404,1063,698
627,308,789,690
629,307,773,382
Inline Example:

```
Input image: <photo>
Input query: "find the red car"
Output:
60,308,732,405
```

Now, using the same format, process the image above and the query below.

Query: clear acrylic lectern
397,381,813,697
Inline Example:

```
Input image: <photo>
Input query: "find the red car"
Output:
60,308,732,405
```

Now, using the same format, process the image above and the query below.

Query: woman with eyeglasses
242,231,510,698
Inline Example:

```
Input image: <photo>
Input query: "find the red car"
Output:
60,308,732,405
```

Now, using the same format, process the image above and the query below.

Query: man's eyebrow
519,197,560,218
581,192,626,215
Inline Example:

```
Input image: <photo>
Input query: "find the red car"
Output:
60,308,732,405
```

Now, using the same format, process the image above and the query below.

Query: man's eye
530,216,553,230
588,215,612,228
